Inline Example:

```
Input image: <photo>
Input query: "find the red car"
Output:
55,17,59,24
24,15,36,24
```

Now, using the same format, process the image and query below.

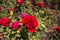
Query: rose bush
0,0,59,40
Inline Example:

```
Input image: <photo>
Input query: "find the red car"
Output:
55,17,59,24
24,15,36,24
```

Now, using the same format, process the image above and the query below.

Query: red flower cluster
16,0,24,5
37,2,44,8
7,8,13,13
22,15,38,33
0,17,10,26
57,26,60,33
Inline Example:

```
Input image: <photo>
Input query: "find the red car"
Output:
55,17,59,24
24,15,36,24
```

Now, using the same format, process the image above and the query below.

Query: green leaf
11,37,16,40
4,34,10,39
0,27,3,33
41,24,46,28
6,27,11,34
11,31,16,34
3,32,8,35
15,34,21,37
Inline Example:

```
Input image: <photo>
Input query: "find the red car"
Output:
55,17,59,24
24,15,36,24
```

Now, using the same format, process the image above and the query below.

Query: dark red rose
57,26,60,33
50,25,54,30
11,21,20,30
37,2,44,8
7,8,13,12
30,0,34,3
16,0,24,5
22,15,38,33
49,4,55,9
14,6,19,12
49,4,52,9
1,17,10,26
31,5,34,9
0,6,2,10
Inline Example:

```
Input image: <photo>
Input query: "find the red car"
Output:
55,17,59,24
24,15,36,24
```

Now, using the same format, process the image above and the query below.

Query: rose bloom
49,4,54,9
57,26,60,33
7,8,13,13
30,0,34,3
11,21,20,30
22,15,38,33
0,17,10,26
20,13,27,18
0,6,2,10
16,0,24,5
0,19,1,24
50,25,54,30
37,2,44,8
31,5,34,9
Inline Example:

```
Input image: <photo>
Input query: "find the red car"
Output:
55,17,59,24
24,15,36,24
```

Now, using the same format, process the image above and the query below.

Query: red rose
37,2,44,7
57,26,60,33
1,17,10,26
7,8,13,12
0,19,1,24
22,16,38,33
16,0,24,5
0,6,2,10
